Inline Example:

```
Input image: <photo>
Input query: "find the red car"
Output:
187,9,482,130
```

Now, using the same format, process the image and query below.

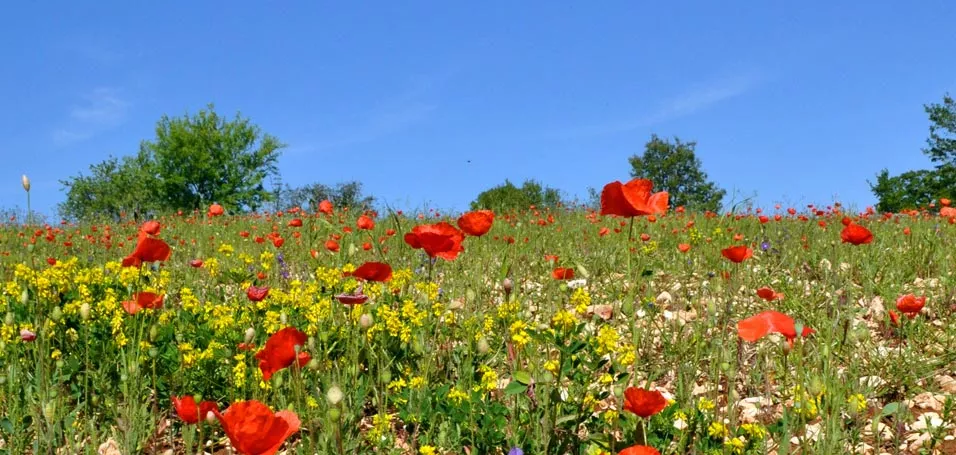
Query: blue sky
2,1,954,217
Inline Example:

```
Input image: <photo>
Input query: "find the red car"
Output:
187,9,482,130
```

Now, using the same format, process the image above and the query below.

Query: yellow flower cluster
594,325,619,355
570,288,591,315
551,309,576,331
510,320,530,347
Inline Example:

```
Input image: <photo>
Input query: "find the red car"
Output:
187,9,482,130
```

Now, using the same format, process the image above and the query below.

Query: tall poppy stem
626,217,635,278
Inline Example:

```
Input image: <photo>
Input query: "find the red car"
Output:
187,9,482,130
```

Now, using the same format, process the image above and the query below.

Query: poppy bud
359,313,373,329
307,358,321,370
328,407,341,420
49,306,62,322
4,312,14,325
79,302,91,321
326,385,344,405
244,327,256,343
42,401,55,422
477,337,490,354
502,278,513,296
21,175,30,192
273,375,283,388
280,312,288,325
307,336,315,350
149,324,159,342
20,288,29,305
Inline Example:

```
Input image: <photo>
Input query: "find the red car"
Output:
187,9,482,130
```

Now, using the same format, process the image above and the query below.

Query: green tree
280,181,375,211
61,105,284,219
471,179,562,212
868,169,941,213
628,135,725,212
871,94,956,211
59,152,158,221
924,94,956,167
143,104,284,211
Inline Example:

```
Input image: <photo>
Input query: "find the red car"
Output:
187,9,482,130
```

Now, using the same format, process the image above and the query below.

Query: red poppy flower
942,198,952,207
122,292,165,315
552,267,575,280
247,286,270,302
20,329,36,341
544,254,559,263
335,293,369,305
318,199,333,215
122,236,172,267
255,327,310,381
208,204,225,217
721,245,752,263
622,387,667,418
888,310,901,326
357,215,375,230
756,286,784,301
457,210,495,237
350,262,392,282
403,222,465,260
737,311,813,343
141,220,161,236
600,179,669,217
215,400,300,455
678,243,691,253
325,239,340,252
619,446,661,455
598,226,610,237
288,218,303,227
46,257,56,266
172,395,219,424
189,259,204,268
895,294,926,318
840,223,874,245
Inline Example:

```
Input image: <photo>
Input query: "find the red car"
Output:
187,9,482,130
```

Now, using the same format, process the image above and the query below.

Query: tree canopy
628,135,725,212
471,179,563,212
60,105,284,220
278,181,375,212
871,94,956,212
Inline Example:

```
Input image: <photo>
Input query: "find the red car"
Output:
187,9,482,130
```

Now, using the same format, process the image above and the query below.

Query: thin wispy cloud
552,70,763,138
288,67,460,154
53,87,130,145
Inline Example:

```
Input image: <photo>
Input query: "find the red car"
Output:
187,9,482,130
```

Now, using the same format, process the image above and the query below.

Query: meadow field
1,193,955,454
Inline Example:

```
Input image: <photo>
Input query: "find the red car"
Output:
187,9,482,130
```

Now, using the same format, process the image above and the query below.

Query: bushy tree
61,105,284,219
471,179,562,212
280,181,375,211
59,152,158,221
869,169,941,213
871,94,956,211
628,135,725,212
145,104,284,211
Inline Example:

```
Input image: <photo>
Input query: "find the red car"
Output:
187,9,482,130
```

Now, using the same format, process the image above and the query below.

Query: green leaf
880,402,901,417
513,370,532,385
503,381,528,396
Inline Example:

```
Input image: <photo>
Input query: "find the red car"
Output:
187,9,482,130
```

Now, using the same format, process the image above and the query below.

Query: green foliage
868,168,942,213
59,152,158,221
871,94,956,212
471,179,562,212
144,104,284,211
280,181,375,211
628,135,726,212
60,105,283,220
924,94,956,166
